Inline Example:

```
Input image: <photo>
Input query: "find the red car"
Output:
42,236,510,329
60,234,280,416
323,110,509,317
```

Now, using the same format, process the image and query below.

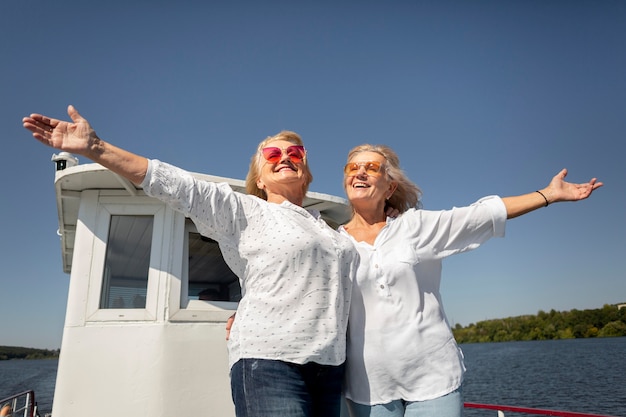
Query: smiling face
255,139,309,201
245,131,313,201
344,151,397,207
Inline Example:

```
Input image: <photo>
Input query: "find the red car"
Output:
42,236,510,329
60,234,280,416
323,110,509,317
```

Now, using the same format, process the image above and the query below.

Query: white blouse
339,196,507,404
142,160,358,369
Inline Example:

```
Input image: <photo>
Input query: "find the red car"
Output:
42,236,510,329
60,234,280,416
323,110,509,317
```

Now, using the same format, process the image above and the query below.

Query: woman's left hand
542,168,603,204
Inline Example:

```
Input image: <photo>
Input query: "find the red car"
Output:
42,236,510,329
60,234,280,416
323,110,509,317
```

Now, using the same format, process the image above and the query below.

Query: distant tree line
453,304,626,343
0,346,60,360
2,304,624,356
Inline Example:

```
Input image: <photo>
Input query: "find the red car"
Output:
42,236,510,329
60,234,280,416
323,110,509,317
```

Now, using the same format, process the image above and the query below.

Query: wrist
536,190,549,207
86,135,106,158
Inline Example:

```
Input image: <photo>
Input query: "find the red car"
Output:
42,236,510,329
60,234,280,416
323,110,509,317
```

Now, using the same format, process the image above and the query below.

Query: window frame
168,219,239,322
85,196,166,322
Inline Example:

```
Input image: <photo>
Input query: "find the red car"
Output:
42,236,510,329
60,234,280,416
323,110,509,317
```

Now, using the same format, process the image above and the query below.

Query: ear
387,182,398,199
256,179,266,190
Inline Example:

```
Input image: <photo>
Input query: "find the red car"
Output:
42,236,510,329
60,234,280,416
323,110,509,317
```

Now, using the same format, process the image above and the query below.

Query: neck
349,198,387,224
266,189,304,207
350,211,385,226
344,206,388,244
347,202,387,228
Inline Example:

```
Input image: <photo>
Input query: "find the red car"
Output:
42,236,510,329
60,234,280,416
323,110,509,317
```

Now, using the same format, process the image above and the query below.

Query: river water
461,337,626,416
0,358,57,415
1,337,625,416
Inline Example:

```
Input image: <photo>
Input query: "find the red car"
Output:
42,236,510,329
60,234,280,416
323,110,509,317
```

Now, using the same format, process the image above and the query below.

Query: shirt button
380,284,385,289
374,264,379,268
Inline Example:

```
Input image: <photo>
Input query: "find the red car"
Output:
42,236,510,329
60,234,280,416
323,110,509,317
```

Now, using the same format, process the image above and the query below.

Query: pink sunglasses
261,145,306,164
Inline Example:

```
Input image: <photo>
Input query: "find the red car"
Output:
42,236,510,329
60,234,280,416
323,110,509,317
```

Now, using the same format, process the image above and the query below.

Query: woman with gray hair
340,144,601,417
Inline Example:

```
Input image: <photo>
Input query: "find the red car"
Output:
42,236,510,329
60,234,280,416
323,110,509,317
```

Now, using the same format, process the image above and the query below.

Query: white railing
0,390,39,417
465,402,619,417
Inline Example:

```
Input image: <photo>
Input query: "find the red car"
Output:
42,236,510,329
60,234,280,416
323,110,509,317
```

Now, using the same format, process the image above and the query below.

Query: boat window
186,227,241,303
100,215,153,309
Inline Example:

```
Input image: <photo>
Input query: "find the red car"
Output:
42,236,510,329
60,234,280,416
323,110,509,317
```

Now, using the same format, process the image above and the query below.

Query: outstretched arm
23,105,148,185
503,169,603,219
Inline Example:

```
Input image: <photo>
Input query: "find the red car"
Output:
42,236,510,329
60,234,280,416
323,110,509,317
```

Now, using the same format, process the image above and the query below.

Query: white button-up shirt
339,196,506,404
142,160,358,369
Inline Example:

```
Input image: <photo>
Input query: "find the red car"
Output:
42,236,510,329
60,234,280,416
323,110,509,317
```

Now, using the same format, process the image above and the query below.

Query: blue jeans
345,387,463,417
230,358,345,417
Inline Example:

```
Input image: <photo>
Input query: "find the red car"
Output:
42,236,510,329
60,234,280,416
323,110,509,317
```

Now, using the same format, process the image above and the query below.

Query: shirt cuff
139,159,155,189
476,195,507,238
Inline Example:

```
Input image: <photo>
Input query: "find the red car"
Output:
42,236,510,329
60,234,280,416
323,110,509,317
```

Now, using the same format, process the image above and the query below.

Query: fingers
585,178,602,190
591,179,604,190
32,113,58,128
23,114,45,131
225,313,236,341
67,104,83,123
24,113,55,130
22,116,52,139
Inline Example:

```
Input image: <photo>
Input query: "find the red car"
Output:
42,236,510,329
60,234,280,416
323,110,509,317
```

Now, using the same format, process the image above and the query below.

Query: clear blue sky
2,1,624,349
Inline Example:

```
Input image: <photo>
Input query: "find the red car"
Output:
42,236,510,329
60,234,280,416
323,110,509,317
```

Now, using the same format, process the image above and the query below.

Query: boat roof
54,161,351,274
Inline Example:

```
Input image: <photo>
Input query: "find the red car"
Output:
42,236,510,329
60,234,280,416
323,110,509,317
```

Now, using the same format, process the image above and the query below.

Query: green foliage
0,346,60,360
453,304,626,343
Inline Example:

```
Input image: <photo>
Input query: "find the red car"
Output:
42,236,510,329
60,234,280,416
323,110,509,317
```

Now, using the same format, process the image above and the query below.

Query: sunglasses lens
286,146,305,163
344,163,359,175
262,148,282,163
365,162,381,174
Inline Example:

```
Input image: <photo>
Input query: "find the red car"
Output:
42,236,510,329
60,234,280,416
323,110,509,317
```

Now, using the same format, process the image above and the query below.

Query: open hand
23,105,98,155
545,168,603,203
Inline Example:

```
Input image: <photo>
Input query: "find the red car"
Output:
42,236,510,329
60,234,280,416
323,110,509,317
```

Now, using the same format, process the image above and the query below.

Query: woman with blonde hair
340,144,601,417
23,106,358,417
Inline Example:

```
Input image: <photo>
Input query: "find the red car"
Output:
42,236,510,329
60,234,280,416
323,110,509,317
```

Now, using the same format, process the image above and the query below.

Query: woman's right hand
24,105,149,185
226,313,236,340
23,104,98,156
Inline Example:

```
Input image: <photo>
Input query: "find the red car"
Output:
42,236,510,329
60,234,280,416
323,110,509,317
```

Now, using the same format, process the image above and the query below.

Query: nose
278,149,292,163
355,165,369,176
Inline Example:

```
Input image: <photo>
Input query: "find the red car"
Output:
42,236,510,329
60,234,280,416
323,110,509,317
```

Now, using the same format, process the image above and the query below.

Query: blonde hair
345,144,422,213
245,131,313,200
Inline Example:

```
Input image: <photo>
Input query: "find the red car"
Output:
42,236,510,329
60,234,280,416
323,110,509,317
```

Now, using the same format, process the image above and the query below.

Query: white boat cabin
50,153,351,417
